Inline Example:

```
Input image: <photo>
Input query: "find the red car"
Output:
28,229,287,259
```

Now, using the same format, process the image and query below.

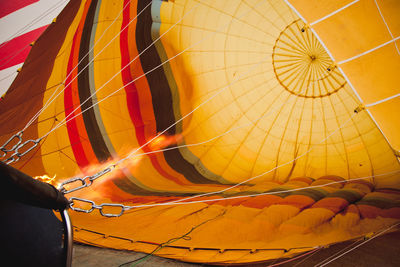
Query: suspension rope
42,0,266,141
292,246,323,267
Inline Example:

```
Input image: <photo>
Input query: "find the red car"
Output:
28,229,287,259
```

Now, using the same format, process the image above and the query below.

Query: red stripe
120,2,145,144
120,1,183,184
64,25,90,168
0,25,48,71
0,0,39,19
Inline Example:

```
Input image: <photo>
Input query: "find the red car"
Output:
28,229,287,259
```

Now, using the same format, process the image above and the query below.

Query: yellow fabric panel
378,0,400,37
37,0,88,179
289,0,354,23
369,99,400,158
340,43,400,104
339,43,400,151
311,0,393,62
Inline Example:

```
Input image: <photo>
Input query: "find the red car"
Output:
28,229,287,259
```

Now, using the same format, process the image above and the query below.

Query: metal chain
1,136,43,164
0,131,24,159
58,165,114,194
69,197,127,217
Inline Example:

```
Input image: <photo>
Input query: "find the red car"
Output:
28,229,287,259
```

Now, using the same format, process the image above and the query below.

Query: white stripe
338,36,400,65
0,63,23,96
0,0,68,44
310,0,360,26
374,0,400,55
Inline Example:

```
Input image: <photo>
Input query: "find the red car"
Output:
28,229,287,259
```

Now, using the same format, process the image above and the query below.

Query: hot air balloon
0,0,399,264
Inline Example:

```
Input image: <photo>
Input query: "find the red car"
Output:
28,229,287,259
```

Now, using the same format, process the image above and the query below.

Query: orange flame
33,174,57,185
56,134,183,199
148,133,183,151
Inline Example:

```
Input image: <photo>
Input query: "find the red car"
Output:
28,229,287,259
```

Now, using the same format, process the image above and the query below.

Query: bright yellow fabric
290,0,400,153
158,0,400,186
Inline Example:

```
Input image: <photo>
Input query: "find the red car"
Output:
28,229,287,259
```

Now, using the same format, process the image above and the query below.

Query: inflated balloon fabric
0,0,399,264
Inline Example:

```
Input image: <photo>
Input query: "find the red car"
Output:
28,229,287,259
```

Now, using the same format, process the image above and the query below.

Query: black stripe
77,0,184,196
78,0,110,162
136,0,220,184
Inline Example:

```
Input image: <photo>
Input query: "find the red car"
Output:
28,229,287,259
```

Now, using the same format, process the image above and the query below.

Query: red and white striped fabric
0,0,69,98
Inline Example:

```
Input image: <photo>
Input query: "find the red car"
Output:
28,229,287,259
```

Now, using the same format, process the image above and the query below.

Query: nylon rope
292,247,323,267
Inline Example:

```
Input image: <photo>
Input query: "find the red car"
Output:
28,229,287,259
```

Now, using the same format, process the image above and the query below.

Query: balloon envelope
0,0,399,264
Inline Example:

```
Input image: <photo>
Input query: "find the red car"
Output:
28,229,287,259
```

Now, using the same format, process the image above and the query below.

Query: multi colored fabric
0,0,399,264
